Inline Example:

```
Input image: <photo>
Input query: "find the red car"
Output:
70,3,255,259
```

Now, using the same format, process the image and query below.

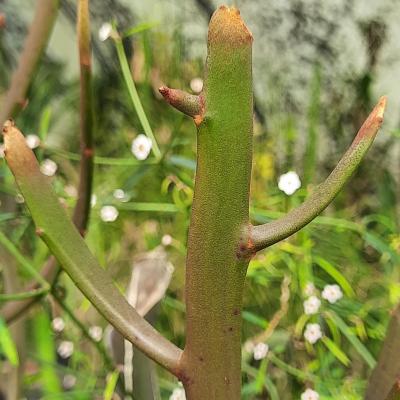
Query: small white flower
63,374,77,389
15,193,25,204
169,387,186,400
98,22,113,41
303,296,321,315
52,317,65,332
113,189,125,200
162,234,173,246
304,282,316,297
253,342,269,360
190,77,203,93
322,284,343,304
40,159,58,176
131,134,152,160
278,171,301,195
25,134,40,149
100,205,119,222
304,323,322,344
301,388,320,400
91,194,97,207
64,185,77,198
57,341,74,358
88,325,103,342
0,144,5,158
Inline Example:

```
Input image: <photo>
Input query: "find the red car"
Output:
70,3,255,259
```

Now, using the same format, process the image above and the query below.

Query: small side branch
0,0,59,125
159,86,202,118
251,96,386,253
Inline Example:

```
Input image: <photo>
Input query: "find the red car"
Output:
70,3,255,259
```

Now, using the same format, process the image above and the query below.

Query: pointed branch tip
2,119,15,134
159,86,202,119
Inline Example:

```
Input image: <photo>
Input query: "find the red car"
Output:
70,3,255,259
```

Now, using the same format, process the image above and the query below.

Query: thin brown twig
248,275,291,346
0,0,59,125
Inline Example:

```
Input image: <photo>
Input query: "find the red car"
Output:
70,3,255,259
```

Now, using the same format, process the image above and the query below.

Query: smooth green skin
3,123,182,375
180,29,253,399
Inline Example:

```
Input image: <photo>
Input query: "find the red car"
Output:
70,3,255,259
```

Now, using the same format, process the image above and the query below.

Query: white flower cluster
89,325,103,342
303,295,321,315
131,134,152,160
25,134,40,149
322,284,343,304
113,188,129,202
253,342,269,360
301,388,319,400
278,171,301,195
63,374,77,389
40,159,58,176
162,234,173,246
304,323,322,344
100,205,119,222
98,22,113,41
52,317,65,332
190,77,203,93
57,341,74,359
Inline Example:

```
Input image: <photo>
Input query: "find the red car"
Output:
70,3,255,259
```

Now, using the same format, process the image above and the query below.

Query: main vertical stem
181,6,253,399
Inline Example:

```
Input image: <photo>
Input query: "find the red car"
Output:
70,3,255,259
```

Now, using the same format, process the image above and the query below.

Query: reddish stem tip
208,5,253,45
2,119,15,134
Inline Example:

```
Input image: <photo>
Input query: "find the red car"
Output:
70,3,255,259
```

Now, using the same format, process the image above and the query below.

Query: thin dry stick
248,275,291,346
0,0,59,125
0,0,59,322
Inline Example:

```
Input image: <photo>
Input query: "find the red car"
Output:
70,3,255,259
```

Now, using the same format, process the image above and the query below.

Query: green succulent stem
2,121,182,374
178,6,253,399
251,96,386,253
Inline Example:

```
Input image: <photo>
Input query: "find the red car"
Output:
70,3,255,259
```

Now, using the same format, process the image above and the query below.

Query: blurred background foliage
0,0,400,399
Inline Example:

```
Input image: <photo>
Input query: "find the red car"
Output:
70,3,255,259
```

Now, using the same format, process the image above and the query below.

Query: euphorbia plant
2,4,387,399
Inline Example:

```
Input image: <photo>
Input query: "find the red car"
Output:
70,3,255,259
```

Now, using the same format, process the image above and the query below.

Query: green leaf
113,34,161,159
0,317,19,366
33,311,61,393
242,310,268,329
314,256,355,298
123,21,158,38
322,336,350,366
38,105,52,141
326,311,376,368
103,370,120,400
